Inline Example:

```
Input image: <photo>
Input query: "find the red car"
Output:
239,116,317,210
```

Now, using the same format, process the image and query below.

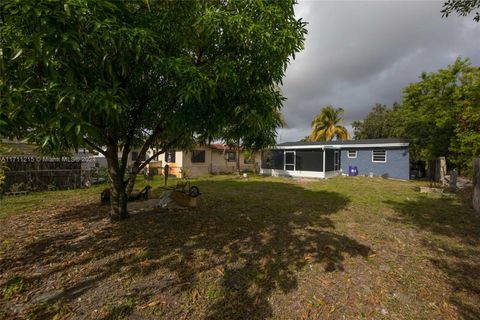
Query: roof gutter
274,143,409,150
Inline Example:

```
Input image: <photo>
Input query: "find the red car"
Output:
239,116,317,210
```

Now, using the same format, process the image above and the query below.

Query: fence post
428,156,447,183
438,157,447,184
473,158,480,214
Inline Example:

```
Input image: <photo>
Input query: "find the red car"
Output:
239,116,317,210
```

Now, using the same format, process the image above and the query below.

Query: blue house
260,138,410,180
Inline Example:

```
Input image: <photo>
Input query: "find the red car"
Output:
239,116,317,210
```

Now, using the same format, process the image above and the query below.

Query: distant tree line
352,58,480,175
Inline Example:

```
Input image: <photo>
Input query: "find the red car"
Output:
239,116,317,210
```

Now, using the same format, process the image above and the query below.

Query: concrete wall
340,147,409,180
260,168,327,178
182,146,212,178
214,150,259,173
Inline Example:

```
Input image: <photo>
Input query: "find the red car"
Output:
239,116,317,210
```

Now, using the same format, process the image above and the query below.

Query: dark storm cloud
277,0,480,142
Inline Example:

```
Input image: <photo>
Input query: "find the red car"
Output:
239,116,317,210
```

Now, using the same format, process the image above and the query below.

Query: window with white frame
372,150,387,163
347,150,357,158
165,150,176,163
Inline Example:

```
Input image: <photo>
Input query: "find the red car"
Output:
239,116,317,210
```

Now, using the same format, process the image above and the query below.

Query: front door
284,151,295,171
334,150,340,171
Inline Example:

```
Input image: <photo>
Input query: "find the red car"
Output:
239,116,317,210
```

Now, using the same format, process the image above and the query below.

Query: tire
188,186,200,198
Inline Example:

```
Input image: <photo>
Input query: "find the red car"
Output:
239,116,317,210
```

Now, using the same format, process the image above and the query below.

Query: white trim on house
324,170,339,178
372,150,387,163
323,148,326,172
284,150,296,171
259,168,341,179
334,150,340,171
275,142,408,150
261,168,328,179
347,150,357,158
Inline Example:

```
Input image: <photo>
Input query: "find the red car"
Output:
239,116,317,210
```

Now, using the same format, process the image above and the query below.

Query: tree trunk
106,149,130,220
126,168,138,196
236,140,241,174
110,178,129,220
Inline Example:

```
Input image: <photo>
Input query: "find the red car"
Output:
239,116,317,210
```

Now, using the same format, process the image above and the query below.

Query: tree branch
129,97,180,172
84,138,106,156
138,136,183,171
119,115,140,173
130,123,164,170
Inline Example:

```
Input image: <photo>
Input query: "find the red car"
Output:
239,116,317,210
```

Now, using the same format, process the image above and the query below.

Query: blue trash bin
349,165,358,176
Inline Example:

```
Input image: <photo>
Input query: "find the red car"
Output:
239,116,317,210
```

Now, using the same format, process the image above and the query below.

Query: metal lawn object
170,181,201,207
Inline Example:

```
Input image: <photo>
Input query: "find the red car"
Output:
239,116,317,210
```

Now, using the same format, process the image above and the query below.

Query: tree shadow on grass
1,178,372,319
385,195,480,320
385,195,480,245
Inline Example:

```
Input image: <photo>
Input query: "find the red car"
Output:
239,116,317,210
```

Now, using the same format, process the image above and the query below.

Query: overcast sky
277,0,480,143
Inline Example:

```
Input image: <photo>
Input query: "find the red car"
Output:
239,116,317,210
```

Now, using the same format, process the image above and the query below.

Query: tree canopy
442,0,480,22
0,0,307,218
397,58,480,173
352,58,480,174
351,103,398,140
308,106,350,142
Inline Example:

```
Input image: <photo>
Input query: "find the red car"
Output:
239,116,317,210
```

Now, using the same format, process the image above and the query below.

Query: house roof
209,144,229,150
275,138,409,149
208,144,243,151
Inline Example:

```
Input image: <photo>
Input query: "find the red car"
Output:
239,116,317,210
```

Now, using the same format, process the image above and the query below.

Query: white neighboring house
126,144,260,178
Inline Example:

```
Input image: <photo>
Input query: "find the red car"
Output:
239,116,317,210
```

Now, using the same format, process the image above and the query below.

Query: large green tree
0,0,307,219
351,103,398,140
308,106,350,142
394,58,480,173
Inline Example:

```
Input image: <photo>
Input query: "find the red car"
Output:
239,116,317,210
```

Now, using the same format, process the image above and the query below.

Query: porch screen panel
285,152,295,164
295,149,324,172
261,150,284,169
325,149,335,171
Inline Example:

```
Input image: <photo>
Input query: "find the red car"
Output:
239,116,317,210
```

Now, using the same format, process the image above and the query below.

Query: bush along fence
474,158,480,214
0,156,88,194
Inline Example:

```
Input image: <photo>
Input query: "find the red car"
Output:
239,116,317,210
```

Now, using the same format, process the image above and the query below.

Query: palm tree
308,106,350,141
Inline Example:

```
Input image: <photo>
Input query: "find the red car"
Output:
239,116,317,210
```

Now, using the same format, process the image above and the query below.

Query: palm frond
308,106,350,142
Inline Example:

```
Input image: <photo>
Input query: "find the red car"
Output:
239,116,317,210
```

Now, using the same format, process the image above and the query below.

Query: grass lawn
0,175,479,319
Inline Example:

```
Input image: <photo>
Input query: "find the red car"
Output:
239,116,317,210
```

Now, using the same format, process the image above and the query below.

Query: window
131,151,139,161
372,150,387,163
152,149,159,161
347,150,357,158
226,151,236,162
165,150,176,163
191,150,205,163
